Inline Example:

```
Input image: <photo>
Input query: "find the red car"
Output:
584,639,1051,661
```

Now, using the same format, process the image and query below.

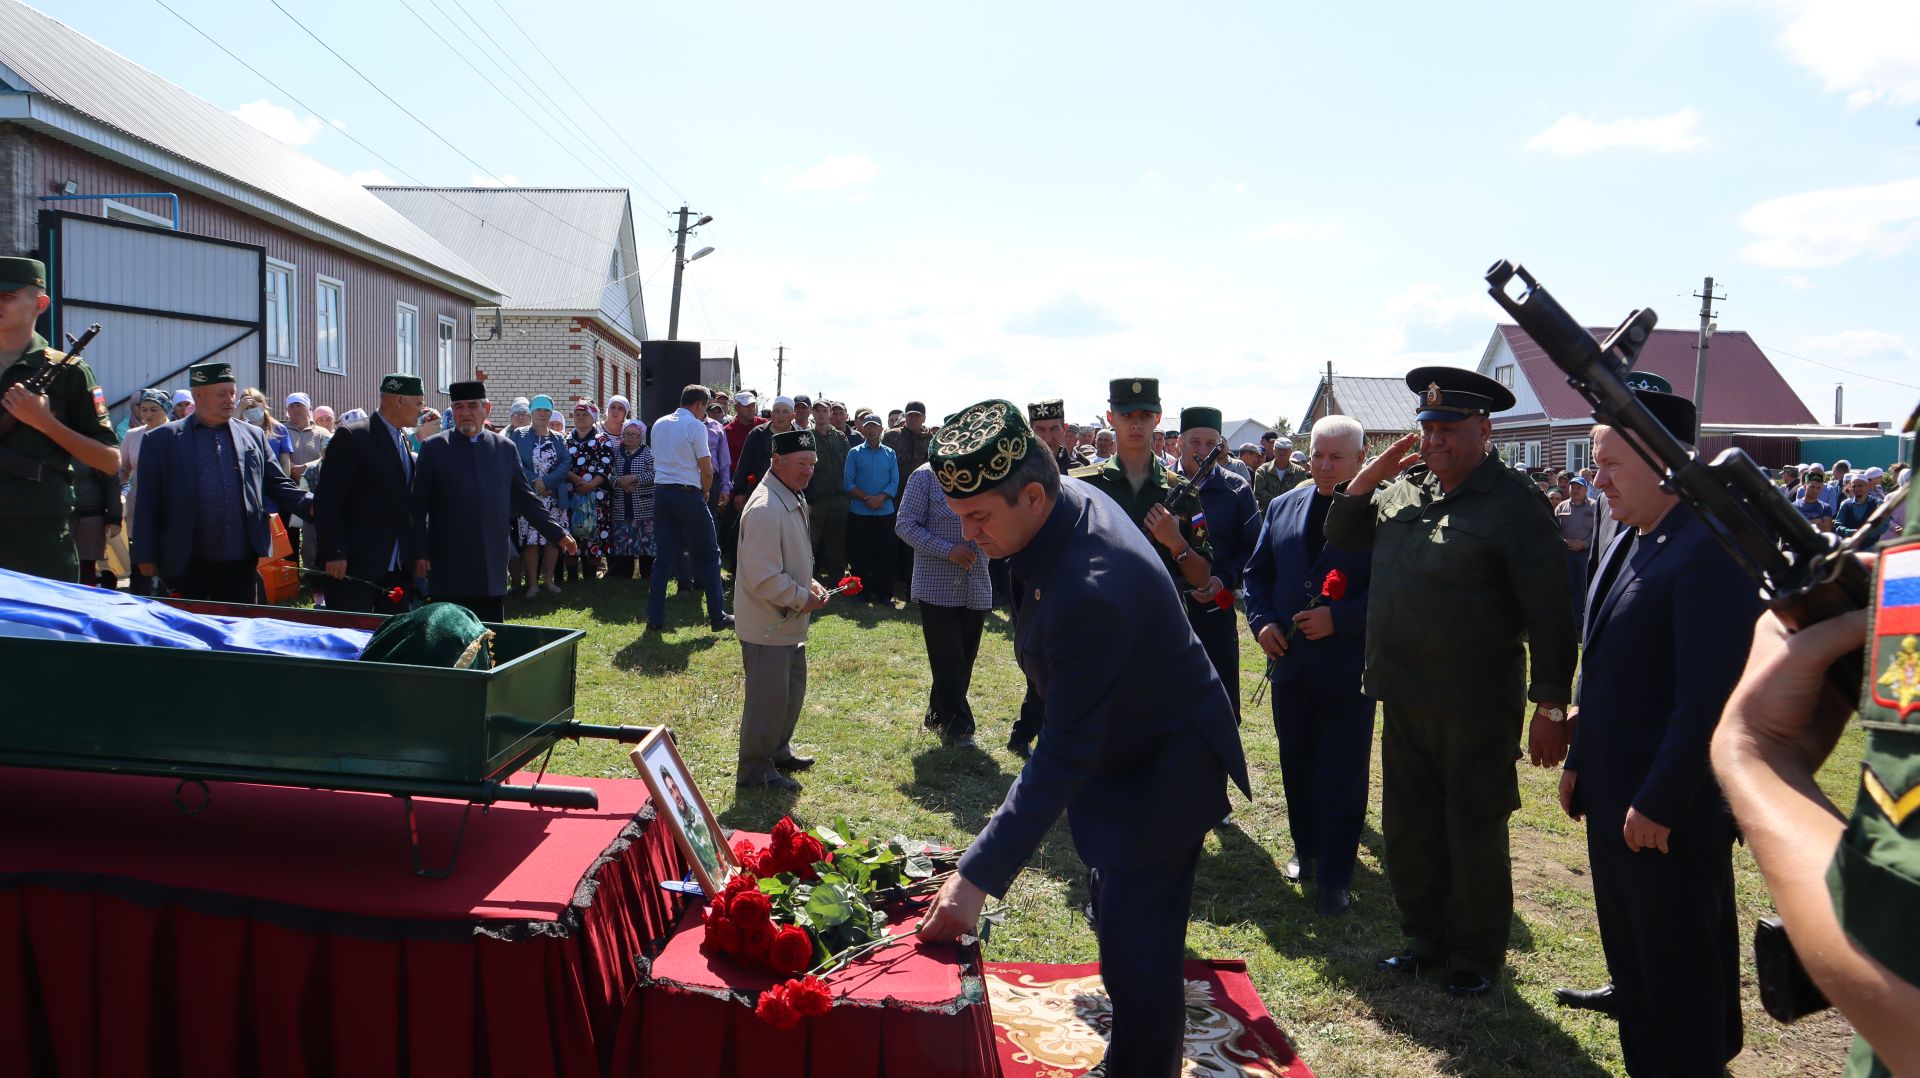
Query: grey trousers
738,640,808,784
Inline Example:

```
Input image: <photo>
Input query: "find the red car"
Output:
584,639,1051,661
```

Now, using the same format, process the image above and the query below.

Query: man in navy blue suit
1553,390,1759,1076
1244,414,1374,917
411,381,576,622
918,400,1249,1078
132,360,311,603
316,372,424,614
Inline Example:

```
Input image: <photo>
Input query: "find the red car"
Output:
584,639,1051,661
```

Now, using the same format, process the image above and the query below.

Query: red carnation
387,586,406,604
755,983,800,1030
785,975,833,1018
838,575,863,596
740,916,776,959
769,924,813,974
1321,570,1347,601
1213,588,1235,611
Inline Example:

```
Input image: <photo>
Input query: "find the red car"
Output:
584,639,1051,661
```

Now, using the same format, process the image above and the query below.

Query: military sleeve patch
91,385,107,419
1862,764,1920,828
1869,546,1920,722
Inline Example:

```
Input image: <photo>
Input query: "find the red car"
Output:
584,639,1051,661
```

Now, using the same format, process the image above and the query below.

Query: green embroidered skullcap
1108,378,1160,415
380,372,425,396
0,257,46,293
772,429,815,454
188,361,234,386
929,399,1040,497
357,603,496,669
1027,399,1065,422
1179,406,1223,433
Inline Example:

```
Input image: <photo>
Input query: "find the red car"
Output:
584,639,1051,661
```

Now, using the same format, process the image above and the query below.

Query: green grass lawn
519,578,1864,1077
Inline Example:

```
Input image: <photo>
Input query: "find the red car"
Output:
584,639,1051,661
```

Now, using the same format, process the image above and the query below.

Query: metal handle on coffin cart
488,781,599,809
558,721,655,744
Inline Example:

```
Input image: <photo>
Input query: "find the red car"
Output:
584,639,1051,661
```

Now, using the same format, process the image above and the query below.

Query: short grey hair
1310,414,1364,451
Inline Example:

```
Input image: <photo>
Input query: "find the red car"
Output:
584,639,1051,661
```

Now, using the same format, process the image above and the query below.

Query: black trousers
918,602,984,739
1095,840,1204,1078
430,594,506,623
1006,569,1043,748
1271,670,1375,892
164,558,257,604
1188,600,1242,719
845,514,896,603
326,568,412,615
1588,796,1743,1076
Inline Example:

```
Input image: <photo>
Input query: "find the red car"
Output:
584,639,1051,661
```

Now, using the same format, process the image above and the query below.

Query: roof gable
0,0,500,299
1305,374,1413,433
1493,324,1816,426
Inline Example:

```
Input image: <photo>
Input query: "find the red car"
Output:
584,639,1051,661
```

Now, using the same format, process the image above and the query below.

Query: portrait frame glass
630,728,737,897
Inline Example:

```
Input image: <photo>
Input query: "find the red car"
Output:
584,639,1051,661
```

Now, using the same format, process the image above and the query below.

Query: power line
1766,346,1920,392
150,0,615,286
481,0,687,206
262,0,614,253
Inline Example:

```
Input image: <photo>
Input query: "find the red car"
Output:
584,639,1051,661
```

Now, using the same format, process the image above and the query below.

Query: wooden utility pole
668,206,689,341
775,344,785,397
1690,276,1724,417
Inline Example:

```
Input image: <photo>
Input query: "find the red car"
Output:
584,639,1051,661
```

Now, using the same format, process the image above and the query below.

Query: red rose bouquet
1251,569,1347,706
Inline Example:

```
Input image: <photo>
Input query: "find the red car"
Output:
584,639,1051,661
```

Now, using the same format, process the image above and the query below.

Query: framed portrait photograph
631,728,736,897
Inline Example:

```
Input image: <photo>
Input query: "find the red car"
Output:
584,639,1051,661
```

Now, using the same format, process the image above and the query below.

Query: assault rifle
1162,445,1224,508
1485,260,1913,1023
0,323,104,482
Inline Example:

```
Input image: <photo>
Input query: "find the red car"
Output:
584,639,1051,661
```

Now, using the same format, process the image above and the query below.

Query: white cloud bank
774,155,880,191
1525,108,1705,155
1740,176,1920,267
349,169,395,186
231,100,327,146
1771,0,1920,107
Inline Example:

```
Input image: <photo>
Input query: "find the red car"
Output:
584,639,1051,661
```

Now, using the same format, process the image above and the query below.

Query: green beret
358,603,495,668
381,373,425,396
1406,365,1515,421
0,257,46,293
1028,399,1065,422
930,399,1040,497
1179,406,1223,433
1108,378,1160,416
188,361,234,386
448,380,486,402
772,429,815,455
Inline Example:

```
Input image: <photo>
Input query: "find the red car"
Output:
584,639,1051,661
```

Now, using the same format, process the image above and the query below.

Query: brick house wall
6,127,478,416
470,314,639,414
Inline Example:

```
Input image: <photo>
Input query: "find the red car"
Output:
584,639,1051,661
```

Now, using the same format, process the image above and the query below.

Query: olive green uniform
1833,428,1920,1077
1252,459,1307,513
0,332,119,582
1071,454,1212,593
1324,450,1576,978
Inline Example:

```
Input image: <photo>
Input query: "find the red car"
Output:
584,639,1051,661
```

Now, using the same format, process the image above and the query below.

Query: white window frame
436,315,457,392
1566,437,1593,473
315,274,346,376
102,199,173,229
395,301,420,377
265,258,297,366
1494,364,1516,389
1520,440,1543,469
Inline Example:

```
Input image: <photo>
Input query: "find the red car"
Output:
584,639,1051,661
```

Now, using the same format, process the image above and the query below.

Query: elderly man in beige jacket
734,428,831,792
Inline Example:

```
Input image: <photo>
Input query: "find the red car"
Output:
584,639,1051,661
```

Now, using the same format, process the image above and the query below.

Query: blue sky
36,0,1920,430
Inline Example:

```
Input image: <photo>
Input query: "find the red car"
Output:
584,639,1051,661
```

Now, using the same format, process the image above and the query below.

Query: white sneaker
524,584,540,600
544,582,563,594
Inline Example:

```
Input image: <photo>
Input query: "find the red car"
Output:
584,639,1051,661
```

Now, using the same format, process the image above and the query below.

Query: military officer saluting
0,257,120,582
1073,378,1219,637
1325,365,1577,998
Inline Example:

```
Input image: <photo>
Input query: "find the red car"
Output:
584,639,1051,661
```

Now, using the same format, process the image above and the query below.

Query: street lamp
667,206,714,340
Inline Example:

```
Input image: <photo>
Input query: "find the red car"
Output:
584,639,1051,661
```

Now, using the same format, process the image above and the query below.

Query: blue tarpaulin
0,569,371,659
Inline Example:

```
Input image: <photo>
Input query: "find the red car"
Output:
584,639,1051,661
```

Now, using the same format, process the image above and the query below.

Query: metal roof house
1298,366,1416,442
0,0,505,418
1476,323,1819,471
370,187,648,410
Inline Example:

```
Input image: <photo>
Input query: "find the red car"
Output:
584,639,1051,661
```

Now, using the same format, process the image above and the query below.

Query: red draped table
613,834,997,1078
0,765,684,1078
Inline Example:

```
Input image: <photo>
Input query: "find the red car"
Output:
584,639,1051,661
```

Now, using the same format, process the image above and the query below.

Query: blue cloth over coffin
0,568,371,658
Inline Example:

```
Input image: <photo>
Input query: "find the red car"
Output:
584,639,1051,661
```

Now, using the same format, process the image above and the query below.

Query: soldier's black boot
1553,984,1619,1016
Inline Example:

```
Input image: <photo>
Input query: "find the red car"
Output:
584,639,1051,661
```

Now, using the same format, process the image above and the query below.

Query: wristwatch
1539,705,1568,724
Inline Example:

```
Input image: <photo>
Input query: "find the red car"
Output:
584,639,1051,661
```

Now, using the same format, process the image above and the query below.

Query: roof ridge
366,186,632,194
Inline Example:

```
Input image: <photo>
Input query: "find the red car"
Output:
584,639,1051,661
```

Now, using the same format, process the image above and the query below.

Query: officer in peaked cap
918,399,1248,1078
1324,363,1576,997
0,257,121,582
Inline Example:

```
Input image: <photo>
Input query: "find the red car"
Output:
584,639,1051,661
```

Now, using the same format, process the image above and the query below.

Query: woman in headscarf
117,388,173,595
608,418,657,581
510,395,572,597
605,394,631,438
563,398,616,583
312,405,337,433
239,386,294,474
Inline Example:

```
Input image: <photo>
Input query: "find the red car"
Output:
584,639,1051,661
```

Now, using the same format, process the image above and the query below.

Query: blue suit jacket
957,480,1252,896
1567,509,1762,826
412,429,565,599
1243,483,1372,687
1191,465,1261,593
131,417,311,578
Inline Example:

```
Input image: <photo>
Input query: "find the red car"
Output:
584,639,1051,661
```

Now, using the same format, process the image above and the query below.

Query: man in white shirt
646,384,733,633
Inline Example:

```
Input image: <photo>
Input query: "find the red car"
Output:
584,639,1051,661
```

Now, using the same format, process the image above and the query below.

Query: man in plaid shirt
897,460,994,748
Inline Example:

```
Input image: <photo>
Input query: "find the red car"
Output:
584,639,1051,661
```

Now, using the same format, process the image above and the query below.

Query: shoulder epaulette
1068,463,1104,479
41,349,68,363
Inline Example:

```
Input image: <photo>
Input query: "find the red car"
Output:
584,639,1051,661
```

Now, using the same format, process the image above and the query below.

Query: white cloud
1207,180,1247,195
329,117,348,131
231,99,327,146
1781,273,1817,290
1739,176,1920,267
1258,220,1341,240
1524,108,1705,155
349,169,394,186
470,173,523,187
780,154,880,191
1001,291,1130,338
1771,0,1920,107
1139,169,1165,186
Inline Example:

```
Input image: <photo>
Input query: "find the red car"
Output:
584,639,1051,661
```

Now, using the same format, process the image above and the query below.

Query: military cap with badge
1109,378,1161,415
0,256,47,293
1406,365,1516,421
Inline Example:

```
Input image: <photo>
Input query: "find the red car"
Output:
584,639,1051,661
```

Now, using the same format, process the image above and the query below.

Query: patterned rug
984,959,1315,1077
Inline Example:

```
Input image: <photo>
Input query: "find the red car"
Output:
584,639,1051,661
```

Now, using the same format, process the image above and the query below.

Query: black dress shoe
1282,856,1315,884
1445,970,1493,998
1377,952,1428,975
710,613,736,631
1005,737,1032,759
735,774,802,793
946,734,977,749
1553,984,1620,1016
773,755,815,772
1315,887,1351,918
